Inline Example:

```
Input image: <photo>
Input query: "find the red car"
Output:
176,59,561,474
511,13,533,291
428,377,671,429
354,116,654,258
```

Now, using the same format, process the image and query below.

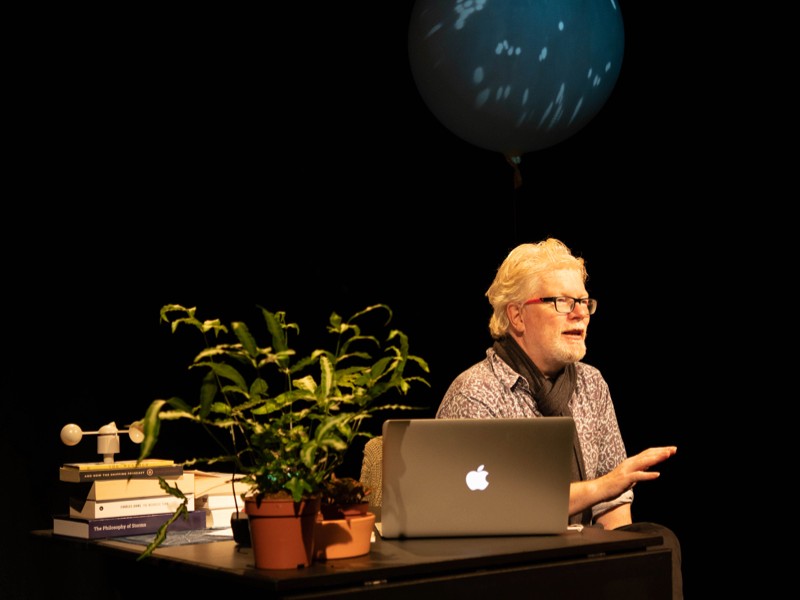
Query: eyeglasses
524,296,597,315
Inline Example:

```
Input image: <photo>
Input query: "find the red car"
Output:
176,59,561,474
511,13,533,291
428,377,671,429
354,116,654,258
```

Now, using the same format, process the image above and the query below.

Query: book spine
54,510,206,540
63,473,195,501
62,459,175,471
60,464,184,483
70,495,195,519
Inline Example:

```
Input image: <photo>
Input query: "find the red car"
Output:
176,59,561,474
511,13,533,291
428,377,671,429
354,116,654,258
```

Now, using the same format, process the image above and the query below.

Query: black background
5,2,740,596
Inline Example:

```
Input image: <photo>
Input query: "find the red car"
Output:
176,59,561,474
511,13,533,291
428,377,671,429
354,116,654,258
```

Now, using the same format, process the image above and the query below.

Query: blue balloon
408,0,625,159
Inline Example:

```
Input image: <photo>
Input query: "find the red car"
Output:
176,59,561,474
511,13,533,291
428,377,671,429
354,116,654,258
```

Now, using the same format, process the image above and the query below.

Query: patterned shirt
436,348,633,520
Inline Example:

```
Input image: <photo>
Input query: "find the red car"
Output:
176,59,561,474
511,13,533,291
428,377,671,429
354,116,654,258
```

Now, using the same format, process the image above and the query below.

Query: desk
31,527,671,599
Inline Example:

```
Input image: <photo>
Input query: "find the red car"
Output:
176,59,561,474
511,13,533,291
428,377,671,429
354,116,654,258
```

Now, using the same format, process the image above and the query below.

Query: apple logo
465,464,489,491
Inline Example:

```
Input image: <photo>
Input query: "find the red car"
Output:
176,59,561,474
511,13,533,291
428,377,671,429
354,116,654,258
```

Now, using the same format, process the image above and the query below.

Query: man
436,238,682,599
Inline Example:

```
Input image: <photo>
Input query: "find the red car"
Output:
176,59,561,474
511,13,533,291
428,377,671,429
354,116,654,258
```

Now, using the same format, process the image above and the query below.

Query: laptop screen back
380,417,575,538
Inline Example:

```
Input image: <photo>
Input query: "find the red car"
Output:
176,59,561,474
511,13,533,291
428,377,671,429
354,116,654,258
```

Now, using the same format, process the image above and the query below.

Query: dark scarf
493,336,592,525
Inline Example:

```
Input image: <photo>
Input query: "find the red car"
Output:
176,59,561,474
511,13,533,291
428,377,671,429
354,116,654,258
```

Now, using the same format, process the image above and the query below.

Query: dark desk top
33,526,664,596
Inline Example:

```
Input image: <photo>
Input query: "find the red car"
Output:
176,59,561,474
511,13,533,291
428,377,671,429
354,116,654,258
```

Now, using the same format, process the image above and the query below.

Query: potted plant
320,474,371,520
135,302,429,569
314,474,375,560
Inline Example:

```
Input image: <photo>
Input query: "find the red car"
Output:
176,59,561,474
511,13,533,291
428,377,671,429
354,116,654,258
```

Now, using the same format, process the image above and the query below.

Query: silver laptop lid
381,417,574,539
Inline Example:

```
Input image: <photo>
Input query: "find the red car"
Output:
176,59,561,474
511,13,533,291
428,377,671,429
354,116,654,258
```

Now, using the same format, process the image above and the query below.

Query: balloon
408,0,625,160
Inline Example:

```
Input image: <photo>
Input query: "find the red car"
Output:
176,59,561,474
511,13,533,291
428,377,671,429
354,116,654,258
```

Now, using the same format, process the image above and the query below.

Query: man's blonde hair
486,238,588,339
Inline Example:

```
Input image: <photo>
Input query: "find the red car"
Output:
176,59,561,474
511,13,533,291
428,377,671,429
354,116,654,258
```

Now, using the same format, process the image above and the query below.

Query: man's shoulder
444,348,515,391
487,347,524,379
449,348,525,396
451,349,497,381
438,348,520,418
575,361,602,378
574,362,609,394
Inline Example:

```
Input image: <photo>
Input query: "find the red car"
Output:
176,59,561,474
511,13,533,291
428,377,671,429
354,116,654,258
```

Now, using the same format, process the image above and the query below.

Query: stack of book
52,458,206,539
190,470,251,529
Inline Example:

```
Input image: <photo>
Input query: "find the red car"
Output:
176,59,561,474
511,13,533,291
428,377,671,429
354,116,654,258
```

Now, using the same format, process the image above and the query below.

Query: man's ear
507,303,525,333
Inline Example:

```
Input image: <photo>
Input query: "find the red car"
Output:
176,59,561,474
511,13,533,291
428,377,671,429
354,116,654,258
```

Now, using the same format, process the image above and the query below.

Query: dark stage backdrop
6,3,729,597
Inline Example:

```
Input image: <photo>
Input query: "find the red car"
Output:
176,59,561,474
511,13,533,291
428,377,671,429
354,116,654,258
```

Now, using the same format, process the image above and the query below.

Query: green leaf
317,354,334,399
232,321,259,358
198,371,217,418
262,308,289,353
138,399,166,460
137,501,189,561
194,361,248,390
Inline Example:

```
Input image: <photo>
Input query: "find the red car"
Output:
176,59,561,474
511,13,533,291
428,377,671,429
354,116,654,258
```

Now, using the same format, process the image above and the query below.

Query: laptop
380,417,575,539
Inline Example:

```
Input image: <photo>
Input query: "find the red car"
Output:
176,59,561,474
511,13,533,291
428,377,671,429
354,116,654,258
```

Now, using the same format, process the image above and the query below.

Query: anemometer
60,421,144,463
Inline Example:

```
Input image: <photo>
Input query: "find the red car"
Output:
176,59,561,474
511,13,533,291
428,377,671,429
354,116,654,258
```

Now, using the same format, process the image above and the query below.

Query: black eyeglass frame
523,296,597,314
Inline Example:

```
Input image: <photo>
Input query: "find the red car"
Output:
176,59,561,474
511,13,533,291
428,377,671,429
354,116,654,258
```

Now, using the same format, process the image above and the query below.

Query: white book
204,506,240,529
69,494,195,519
196,493,244,509
64,472,195,501
190,470,251,497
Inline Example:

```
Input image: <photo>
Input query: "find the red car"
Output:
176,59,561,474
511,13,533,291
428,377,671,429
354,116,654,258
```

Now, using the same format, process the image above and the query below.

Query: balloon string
505,154,522,189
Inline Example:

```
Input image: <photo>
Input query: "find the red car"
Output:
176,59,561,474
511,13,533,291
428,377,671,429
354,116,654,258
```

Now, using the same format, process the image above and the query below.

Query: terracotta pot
244,494,321,570
320,501,370,520
314,512,376,560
